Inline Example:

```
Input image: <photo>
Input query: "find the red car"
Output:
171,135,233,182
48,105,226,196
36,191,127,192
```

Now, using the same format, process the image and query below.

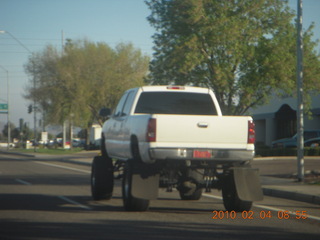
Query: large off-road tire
221,171,252,212
101,135,110,160
91,156,114,200
122,161,149,211
178,170,203,200
178,179,202,200
179,187,202,200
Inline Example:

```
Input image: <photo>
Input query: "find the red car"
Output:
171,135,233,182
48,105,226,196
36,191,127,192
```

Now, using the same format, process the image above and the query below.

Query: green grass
309,181,320,185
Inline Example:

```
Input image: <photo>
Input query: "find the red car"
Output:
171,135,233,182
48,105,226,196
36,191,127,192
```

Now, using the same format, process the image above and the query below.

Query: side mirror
99,108,111,117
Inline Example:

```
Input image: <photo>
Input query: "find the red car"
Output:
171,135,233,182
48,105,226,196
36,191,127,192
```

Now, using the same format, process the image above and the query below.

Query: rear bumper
148,148,254,163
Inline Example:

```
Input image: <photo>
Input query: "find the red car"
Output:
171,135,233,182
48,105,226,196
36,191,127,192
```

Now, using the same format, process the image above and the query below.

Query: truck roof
140,85,211,94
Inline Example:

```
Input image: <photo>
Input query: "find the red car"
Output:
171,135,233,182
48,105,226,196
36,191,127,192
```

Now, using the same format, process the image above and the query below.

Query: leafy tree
19,123,34,142
24,39,150,143
2,122,34,141
24,45,61,130
146,0,320,115
2,122,16,139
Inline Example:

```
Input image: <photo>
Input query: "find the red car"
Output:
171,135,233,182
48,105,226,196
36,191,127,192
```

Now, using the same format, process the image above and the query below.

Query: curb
0,150,35,158
262,187,320,205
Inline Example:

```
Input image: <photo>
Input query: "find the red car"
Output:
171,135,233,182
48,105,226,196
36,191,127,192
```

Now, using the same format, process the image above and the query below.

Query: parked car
304,137,320,148
272,130,320,148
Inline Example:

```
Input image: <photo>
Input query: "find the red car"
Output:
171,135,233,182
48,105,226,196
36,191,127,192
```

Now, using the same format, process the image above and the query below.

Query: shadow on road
0,219,318,240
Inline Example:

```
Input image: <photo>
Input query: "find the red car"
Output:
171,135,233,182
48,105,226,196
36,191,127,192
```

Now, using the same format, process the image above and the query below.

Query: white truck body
94,85,263,212
102,86,255,164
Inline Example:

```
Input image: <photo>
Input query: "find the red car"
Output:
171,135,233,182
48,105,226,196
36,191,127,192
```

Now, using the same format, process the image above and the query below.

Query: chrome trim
149,148,254,162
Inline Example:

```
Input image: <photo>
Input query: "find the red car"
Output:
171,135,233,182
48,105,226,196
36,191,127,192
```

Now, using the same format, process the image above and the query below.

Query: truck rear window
134,92,217,115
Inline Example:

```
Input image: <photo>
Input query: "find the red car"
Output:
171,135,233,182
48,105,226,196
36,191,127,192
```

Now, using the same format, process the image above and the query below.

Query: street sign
0,103,8,113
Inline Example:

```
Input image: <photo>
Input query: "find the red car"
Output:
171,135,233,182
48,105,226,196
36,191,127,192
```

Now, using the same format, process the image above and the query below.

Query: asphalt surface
253,156,320,205
2,150,320,205
0,150,319,239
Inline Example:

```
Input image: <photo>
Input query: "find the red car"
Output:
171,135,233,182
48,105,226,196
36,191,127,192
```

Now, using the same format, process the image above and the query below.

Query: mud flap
131,174,160,200
233,167,264,201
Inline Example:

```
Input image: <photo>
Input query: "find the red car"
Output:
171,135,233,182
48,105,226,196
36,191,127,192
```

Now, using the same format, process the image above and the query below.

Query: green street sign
0,103,8,113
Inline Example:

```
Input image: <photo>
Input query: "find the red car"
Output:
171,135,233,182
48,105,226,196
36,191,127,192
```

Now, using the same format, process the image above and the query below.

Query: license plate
193,150,212,158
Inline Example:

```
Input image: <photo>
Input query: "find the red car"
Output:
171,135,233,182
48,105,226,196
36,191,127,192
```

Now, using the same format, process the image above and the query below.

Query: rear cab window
134,92,217,115
113,91,135,117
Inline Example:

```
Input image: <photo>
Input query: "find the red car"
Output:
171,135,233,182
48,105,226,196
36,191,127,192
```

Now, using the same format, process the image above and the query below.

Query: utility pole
33,61,37,152
296,0,304,182
0,65,10,150
0,30,37,152
61,30,67,149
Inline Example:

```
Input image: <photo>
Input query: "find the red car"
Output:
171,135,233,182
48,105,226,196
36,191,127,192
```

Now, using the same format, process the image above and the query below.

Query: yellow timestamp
212,210,308,220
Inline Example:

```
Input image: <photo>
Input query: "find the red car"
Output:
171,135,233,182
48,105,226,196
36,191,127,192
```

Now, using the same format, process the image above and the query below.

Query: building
250,94,320,147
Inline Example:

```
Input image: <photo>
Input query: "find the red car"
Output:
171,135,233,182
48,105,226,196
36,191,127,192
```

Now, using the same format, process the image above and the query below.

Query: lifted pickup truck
91,86,263,211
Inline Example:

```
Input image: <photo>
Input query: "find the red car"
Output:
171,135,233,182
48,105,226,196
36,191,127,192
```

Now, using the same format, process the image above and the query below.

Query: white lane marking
203,193,222,200
26,162,92,210
58,195,92,210
15,178,32,185
203,193,320,222
35,161,90,174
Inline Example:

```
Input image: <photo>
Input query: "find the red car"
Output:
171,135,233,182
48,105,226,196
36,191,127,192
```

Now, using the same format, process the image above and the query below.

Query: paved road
0,153,319,240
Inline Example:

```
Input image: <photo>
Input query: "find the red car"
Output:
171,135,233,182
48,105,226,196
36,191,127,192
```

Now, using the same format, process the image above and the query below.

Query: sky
0,0,320,132
0,0,154,130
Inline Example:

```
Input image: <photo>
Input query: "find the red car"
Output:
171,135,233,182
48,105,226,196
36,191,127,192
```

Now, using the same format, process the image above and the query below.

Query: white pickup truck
91,86,263,211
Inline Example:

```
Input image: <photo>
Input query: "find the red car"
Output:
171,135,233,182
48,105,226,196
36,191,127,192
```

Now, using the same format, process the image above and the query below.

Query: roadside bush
305,147,320,156
255,145,320,157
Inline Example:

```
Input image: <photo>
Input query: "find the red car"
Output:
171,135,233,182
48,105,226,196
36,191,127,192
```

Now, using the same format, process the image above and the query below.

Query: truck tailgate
154,115,250,149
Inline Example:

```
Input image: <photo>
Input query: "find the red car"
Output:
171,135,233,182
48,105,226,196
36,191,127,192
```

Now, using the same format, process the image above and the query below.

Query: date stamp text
212,210,308,220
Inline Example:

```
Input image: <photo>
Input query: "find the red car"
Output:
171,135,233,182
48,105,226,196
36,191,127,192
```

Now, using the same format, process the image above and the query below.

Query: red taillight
146,118,156,142
248,120,255,144
166,86,185,90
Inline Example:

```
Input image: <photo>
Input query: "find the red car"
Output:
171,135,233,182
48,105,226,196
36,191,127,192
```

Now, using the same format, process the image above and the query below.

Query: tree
24,44,61,130
146,0,320,115
2,122,16,139
24,39,150,144
19,123,34,142
1,122,33,142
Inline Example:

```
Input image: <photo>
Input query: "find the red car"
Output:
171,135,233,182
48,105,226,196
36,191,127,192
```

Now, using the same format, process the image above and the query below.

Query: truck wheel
178,179,202,200
122,161,149,211
179,188,202,200
91,156,114,200
221,172,252,212
178,170,203,200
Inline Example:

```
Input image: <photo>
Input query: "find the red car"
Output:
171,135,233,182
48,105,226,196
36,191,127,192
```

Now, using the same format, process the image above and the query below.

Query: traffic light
28,105,32,114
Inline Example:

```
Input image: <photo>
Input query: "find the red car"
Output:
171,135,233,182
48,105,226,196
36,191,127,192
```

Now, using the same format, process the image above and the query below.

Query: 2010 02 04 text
211,210,308,220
